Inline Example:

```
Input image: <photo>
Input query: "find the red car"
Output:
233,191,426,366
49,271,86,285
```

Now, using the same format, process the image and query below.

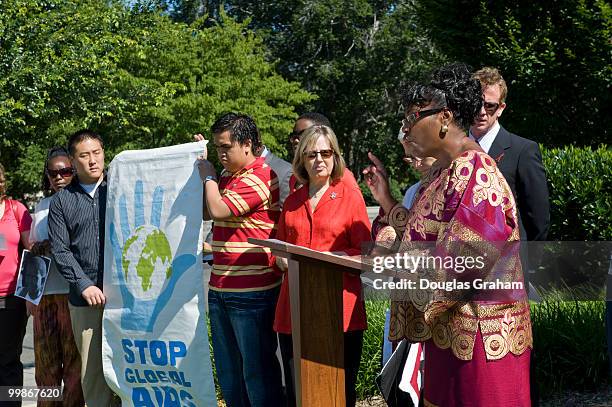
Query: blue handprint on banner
109,180,196,332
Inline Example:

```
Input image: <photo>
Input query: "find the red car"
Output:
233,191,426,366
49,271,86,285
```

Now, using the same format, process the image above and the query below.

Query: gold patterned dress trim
389,300,532,361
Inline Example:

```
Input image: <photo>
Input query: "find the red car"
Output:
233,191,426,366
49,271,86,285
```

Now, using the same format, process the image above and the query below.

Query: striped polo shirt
209,157,281,292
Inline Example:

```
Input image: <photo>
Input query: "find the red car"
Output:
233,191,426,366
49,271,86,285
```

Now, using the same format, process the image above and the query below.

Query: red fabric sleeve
288,174,298,193
342,169,360,190
271,209,287,276
275,207,287,242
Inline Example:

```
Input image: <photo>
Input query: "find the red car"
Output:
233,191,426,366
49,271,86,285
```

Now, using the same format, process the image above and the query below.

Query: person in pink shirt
0,162,32,402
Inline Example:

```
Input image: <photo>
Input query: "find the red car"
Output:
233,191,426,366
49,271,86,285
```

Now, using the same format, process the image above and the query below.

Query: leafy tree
0,0,132,192
0,0,313,197
166,0,446,199
417,0,612,147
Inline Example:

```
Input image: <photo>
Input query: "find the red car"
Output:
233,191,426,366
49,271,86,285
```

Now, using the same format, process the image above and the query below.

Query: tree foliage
3,0,608,201
168,0,446,191
417,0,611,147
0,0,313,196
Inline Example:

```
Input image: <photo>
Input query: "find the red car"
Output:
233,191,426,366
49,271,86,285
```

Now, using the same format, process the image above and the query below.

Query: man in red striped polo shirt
198,113,283,407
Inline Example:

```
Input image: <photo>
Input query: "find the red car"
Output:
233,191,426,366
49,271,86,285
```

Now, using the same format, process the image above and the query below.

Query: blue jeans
208,287,283,407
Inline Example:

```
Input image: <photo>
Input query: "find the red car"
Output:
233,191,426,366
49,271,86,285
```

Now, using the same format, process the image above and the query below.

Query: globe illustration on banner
121,224,173,300
109,180,196,332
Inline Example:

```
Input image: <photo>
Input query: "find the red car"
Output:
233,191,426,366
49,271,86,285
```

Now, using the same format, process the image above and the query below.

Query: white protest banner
102,142,216,407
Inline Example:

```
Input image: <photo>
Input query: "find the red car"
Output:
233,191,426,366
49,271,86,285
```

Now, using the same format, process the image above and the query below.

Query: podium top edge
248,238,366,271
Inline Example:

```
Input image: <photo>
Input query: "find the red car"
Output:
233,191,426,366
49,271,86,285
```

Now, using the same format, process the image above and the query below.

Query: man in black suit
470,67,550,243
470,67,549,407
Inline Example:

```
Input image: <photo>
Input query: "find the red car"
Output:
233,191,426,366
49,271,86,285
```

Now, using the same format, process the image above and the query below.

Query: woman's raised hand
362,152,397,214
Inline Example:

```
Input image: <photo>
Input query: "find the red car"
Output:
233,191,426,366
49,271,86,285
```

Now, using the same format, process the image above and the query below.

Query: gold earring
441,124,448,134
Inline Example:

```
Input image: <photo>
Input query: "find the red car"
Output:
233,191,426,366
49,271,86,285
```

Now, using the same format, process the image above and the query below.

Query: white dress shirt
469,121,500,154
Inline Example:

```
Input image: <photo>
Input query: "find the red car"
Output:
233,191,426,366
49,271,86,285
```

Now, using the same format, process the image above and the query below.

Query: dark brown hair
67,129,104,156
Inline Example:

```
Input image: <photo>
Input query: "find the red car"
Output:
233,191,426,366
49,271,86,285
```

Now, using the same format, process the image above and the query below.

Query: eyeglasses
483,102,500,114
304,149,334,159
289,128,306,141
46,167,75,178
401,108,445,137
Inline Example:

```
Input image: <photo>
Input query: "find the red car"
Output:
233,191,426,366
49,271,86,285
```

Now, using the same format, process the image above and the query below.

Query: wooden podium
248,238,367,407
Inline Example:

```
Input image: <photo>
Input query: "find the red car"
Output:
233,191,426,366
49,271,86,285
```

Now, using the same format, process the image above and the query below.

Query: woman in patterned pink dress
364,63,531,406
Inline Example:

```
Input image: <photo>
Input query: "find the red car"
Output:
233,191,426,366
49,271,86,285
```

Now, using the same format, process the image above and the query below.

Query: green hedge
356,300,387,400
542,145,611,241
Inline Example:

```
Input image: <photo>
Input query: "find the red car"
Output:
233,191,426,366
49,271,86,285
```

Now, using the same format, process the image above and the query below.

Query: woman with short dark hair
365,63,532,406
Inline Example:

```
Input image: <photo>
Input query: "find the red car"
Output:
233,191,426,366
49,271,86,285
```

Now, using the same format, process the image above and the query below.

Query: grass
530,298,608,397
356,300,388,400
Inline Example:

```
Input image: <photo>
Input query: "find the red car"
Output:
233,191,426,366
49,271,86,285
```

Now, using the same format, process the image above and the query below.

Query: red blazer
273,174,371,334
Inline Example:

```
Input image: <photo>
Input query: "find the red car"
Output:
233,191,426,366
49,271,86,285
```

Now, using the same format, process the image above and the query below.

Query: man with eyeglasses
289,112,332,155
470,67,549,243
470,67,549,407
196,132,293,207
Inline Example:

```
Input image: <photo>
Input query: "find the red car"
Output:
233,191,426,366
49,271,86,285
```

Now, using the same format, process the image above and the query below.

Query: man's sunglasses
483,102,500,114
304,149,334,159
46,167,75,178
289,128,307,141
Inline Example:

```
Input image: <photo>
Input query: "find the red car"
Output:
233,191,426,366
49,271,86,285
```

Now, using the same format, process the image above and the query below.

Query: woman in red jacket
274,125,371,407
